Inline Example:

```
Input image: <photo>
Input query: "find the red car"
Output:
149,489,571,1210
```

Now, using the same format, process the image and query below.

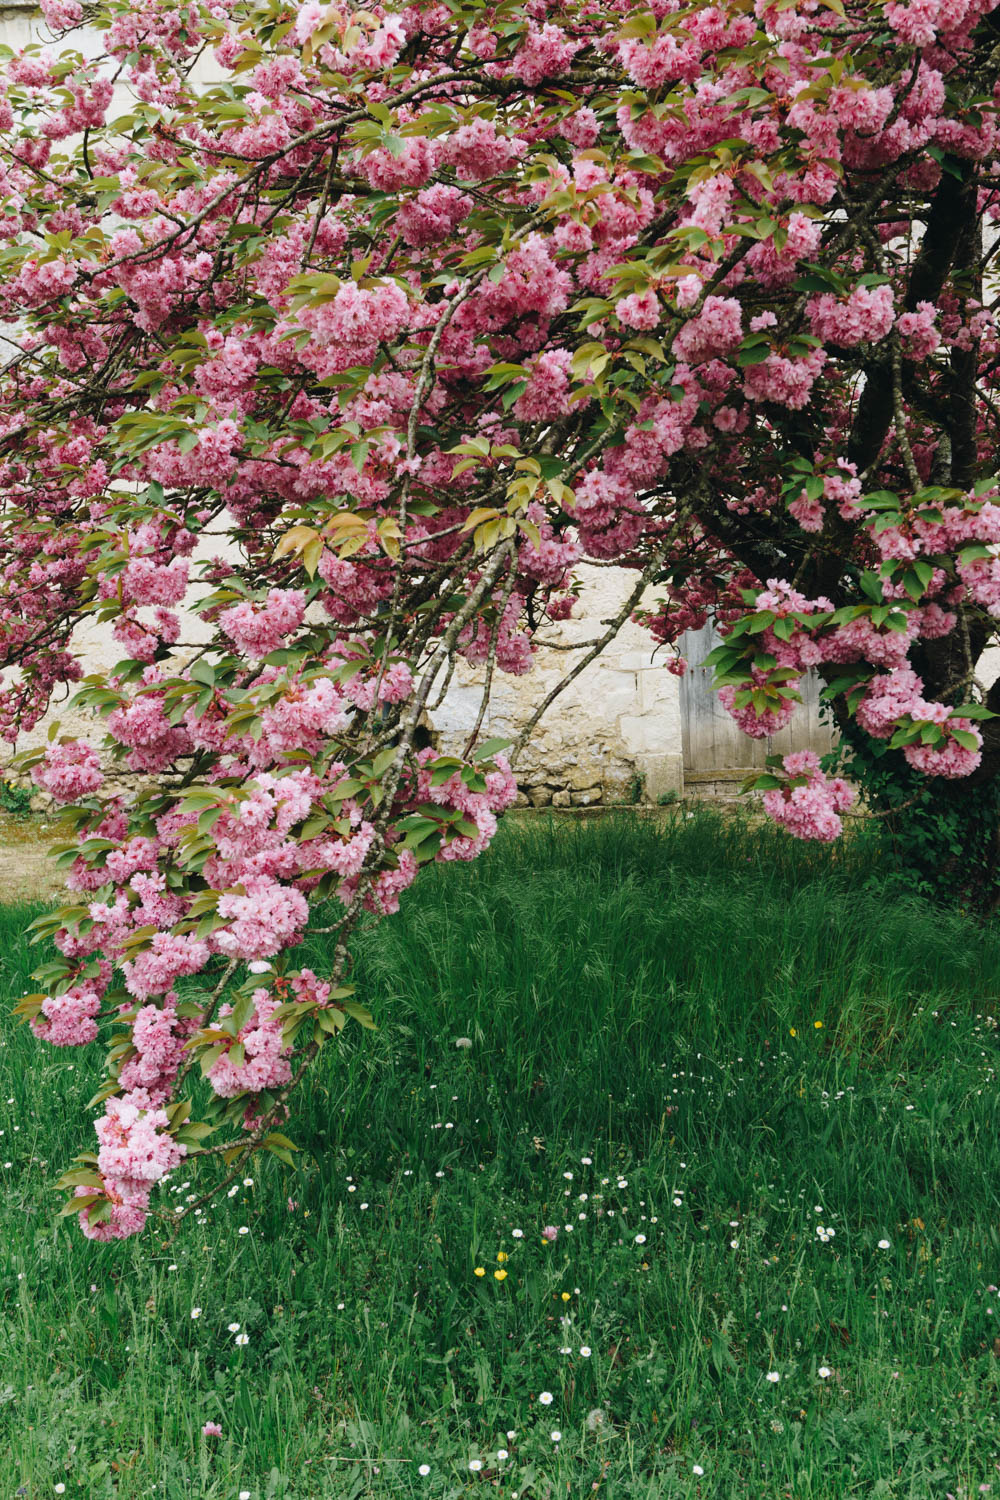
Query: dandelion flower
455,1037,473,1049
538,1391,554,1406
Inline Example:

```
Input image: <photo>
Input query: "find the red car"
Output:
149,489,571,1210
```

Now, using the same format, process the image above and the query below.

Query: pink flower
762,754,855,842
807,284,895,347
215,876,309,961
672,296,743,365
32,741,103,802
202,1422,223,1437
206,987,293,1098
220,588,306,659
616,289,660,330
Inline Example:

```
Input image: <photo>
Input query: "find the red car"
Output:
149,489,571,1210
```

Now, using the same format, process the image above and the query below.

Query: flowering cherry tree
3,0,1000,1237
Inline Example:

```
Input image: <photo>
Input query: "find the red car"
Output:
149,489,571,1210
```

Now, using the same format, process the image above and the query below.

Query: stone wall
429,567,683,807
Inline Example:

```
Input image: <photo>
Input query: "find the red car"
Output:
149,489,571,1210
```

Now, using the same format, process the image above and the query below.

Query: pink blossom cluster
32,741,103,801
207,988,293,1098
78,1095,186,1241
762,751,855,842
856,669,983,777
31,984,101,1047
807,284,895,346
220,589,307,659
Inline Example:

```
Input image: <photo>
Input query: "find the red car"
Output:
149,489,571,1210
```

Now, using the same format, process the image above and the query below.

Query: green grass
3,810,1000,1497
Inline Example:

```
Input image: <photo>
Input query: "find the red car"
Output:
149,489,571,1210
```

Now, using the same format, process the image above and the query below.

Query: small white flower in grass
511,1228,523,1239
243,1178,254,1188
693,1464,705,1476
878,1238,891,1250
228,1186,240,1198
673,1197,682,1207
497,1448,509,1460
455,1037,473,1049
560,1346,572,1354
580,1346,592,1358
418,1465,430,1477
191,1307,202,1319
766,1371,780,1383
55,1487,66,1495
239,1492,251,1498
581,1156,592,1165
818,1366,832,1379
228,1322,241,1333
634,1234,646,1245
506,1430,517,1441
168,1264,177,1272
469,1459,483,1472
550,1430,562,1443
235,1333,249,1346
730,1240,739,1250
538,1391,554,1406
238,1226,249,1236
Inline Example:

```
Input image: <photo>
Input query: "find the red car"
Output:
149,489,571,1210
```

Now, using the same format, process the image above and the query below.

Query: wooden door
679,619,834,787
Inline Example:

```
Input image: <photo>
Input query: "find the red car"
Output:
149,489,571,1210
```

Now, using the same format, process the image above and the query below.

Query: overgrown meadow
2,812,1000,1497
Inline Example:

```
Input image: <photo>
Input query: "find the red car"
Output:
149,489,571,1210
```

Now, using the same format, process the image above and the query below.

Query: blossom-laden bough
3,0,1000,1235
